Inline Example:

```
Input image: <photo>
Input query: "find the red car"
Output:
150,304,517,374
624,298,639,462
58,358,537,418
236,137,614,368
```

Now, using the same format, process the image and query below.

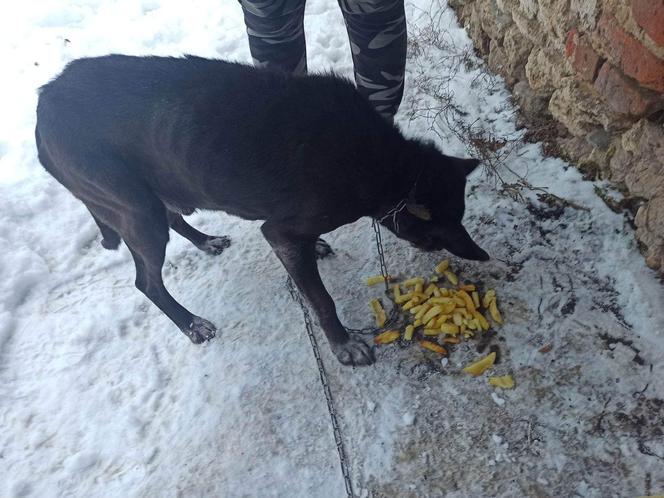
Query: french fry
370,299,387,327
482,289,496,308
444,270,458,286
414,282,423,294
452,296,466,308
414,303,433,321
427,297,454,305
404,325,415,341
488,375,514,389
440,323,460,335
423,328,442,336
419,340,447,355
463,352,496,376
410,304,425,315
472,291,481,309
395,292,414,304
432,288,441,297
374,330,400,345
424,283,438,297
393,284,402,301
457,290,476,313
473,311,490,331
422,305,443,324
413,319,422,327
434,314,450,327
489,299,503,325
403,277,425,287
452,313,464,326
459,284,476,292
442,336,460,344
434,259,450,274
367,275,389,286
402,296,422,311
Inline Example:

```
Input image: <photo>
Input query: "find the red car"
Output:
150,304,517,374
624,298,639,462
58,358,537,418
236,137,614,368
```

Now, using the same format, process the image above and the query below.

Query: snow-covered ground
1,1,663,497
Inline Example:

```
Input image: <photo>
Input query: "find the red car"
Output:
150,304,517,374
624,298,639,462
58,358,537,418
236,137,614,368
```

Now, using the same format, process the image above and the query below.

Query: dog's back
36,55,404,223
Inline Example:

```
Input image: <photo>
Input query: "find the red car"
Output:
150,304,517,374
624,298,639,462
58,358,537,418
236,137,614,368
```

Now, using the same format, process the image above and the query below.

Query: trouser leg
240,0,308,75
338,0,407,119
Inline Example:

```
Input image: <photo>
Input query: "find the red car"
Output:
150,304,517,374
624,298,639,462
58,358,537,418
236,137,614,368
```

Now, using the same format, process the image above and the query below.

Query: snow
490,392,505,407
1,0,664,497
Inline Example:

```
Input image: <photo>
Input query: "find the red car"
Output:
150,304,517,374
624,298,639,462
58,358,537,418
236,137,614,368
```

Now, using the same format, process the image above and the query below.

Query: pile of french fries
368,259,511,384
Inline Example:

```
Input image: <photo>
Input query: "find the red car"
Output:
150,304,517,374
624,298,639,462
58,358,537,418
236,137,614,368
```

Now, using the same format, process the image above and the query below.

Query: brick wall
449,0,664,273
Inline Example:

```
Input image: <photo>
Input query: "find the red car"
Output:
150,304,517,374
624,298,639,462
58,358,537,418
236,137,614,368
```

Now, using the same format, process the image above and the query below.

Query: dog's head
379,142,489,261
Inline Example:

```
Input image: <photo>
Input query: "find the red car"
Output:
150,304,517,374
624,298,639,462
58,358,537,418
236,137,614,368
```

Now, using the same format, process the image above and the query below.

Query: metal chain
285,219,393,498
346,219,400,335
286,277,355,498
372,218,391,294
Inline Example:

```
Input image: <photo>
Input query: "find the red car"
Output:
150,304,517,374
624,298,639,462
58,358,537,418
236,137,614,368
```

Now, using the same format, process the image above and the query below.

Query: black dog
36,55,489,366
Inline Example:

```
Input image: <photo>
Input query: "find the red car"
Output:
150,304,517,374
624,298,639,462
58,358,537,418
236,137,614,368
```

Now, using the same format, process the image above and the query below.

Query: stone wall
449,0,664,273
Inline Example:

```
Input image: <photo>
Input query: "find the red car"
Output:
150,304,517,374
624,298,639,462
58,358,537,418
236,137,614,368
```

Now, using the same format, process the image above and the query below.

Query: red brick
598,13,664,93
565,30,602,82
632,0,664,47
594,63,664,117
565,28,578,58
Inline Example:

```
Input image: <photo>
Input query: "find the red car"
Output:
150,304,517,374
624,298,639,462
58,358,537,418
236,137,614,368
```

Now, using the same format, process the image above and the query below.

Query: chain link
346,219,401,335
286,277,355,498
286,219,393,498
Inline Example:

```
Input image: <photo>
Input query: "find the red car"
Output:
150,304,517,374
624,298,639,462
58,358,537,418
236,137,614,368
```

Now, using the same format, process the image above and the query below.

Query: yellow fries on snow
370,299,387,327
419,340,447,355
463,352,496,376
364,261,507,369
374,330,400,345
488,375,514,389
366,275,390,286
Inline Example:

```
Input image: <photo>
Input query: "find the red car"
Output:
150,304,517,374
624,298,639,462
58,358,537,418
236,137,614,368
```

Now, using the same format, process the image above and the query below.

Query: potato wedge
370,299,387,327
395,292,414,304
423,328,442,336
422,305,443,324
463,352,496,376
374,330,400,345
366,275,389,286
488,375,514,389
419,340,447,355
482,289,496,308
434,259,449,274
471,291,480,309
403,277,425,287
457,290,476,313
443,270,458,286
440,323,460,335
489,299,503,325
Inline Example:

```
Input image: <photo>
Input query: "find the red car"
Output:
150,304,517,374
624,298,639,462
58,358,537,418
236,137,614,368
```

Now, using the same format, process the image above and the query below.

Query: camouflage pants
239,0,407,118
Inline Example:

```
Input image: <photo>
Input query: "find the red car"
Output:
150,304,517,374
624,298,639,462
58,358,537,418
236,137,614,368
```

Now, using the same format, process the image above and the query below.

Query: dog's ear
406,202,432,221
459,158,481,177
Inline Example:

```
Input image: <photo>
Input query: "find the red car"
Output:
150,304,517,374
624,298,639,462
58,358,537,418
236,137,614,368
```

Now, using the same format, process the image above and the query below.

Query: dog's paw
184,316,217,344
315,238,334,259
198,236,231,256
331,337,375,366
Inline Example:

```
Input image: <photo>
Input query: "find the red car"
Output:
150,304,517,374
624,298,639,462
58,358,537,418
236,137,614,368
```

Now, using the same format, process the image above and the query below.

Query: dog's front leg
261,222,375,366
